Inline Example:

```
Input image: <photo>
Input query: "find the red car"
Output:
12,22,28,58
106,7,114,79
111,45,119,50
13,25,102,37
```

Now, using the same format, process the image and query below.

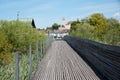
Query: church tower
62,17,66,27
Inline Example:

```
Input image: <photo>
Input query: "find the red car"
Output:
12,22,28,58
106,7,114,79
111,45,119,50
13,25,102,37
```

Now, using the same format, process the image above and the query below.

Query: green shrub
0,30,13,65
0,20,46,53
0,20,46,65
69,13,120,46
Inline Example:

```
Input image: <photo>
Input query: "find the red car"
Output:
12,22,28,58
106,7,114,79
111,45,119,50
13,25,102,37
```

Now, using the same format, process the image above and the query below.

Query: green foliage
0,19,55,79
0,20,46,65
89,13,108,40
103,23,120,45
107,18,119,28
70,20,80,32
0,37,53,80
70,23,94,39
104,18,120,45
0,20,46,53
46,27,52,30
51,23,60,30
0,30,13,65
81,17,89,24
0,53,39,80
0,61,15,80
69,13,120,46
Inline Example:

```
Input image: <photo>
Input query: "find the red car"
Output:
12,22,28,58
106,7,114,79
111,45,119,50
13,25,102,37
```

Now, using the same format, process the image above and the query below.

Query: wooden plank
33,41,100,80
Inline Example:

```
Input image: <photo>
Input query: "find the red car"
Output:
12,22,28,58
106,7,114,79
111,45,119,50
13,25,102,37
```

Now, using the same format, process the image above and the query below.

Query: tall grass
0,52,38,80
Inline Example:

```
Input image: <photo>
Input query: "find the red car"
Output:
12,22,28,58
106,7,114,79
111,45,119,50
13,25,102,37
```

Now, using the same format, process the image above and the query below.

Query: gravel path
33,40,100,80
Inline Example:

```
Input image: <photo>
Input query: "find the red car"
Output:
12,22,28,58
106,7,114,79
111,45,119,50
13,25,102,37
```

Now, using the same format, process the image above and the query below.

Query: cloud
113,12,120,17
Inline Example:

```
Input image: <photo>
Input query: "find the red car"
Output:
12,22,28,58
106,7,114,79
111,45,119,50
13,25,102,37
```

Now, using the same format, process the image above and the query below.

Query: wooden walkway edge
33,40,100,80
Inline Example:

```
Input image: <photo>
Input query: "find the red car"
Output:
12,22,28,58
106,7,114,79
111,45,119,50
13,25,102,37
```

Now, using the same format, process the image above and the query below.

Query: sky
0,0,120,29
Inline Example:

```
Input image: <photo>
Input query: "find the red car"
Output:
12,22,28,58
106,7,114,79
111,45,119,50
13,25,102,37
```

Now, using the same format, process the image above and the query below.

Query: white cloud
113,12,120,17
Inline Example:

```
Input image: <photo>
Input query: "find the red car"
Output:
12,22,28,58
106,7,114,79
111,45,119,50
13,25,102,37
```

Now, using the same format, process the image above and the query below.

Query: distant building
46,18,74,39
19,18,36,28
52,18,74,38
58,17,74,33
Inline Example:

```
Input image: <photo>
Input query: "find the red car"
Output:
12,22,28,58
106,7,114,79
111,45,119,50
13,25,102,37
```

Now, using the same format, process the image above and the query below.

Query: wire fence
0,35,54,80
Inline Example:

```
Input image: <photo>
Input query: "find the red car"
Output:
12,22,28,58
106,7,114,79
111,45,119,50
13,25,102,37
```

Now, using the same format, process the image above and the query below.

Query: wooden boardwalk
33,40,100,80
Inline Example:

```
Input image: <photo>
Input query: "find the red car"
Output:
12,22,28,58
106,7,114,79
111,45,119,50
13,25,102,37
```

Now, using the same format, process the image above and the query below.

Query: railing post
39,42,41,61
36,41,38,65
15,52,19,80
46,36,49,49
40,41,43,59
29,45,32,80
42,41,44,57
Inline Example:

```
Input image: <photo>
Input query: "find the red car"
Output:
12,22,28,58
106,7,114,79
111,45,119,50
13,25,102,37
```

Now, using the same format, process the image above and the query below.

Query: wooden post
39,42,41,61
29,45,32,80
40,42,43,59
15,52,19,80
36,41,38,65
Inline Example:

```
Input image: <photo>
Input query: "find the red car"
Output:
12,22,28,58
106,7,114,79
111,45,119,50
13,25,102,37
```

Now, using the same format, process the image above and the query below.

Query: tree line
46,23,60,30
70,13,120,46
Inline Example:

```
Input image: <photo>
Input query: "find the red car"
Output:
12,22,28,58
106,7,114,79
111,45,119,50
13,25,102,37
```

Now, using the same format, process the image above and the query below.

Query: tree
81,17,89,24
46,27,52,30
52,23,60,30
69,13,120,46
89,13,108,40
104,19,120,45
0,20,46,53
0,20,46,65
107,18,119,28
70,22,94,39
70,20,80,32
